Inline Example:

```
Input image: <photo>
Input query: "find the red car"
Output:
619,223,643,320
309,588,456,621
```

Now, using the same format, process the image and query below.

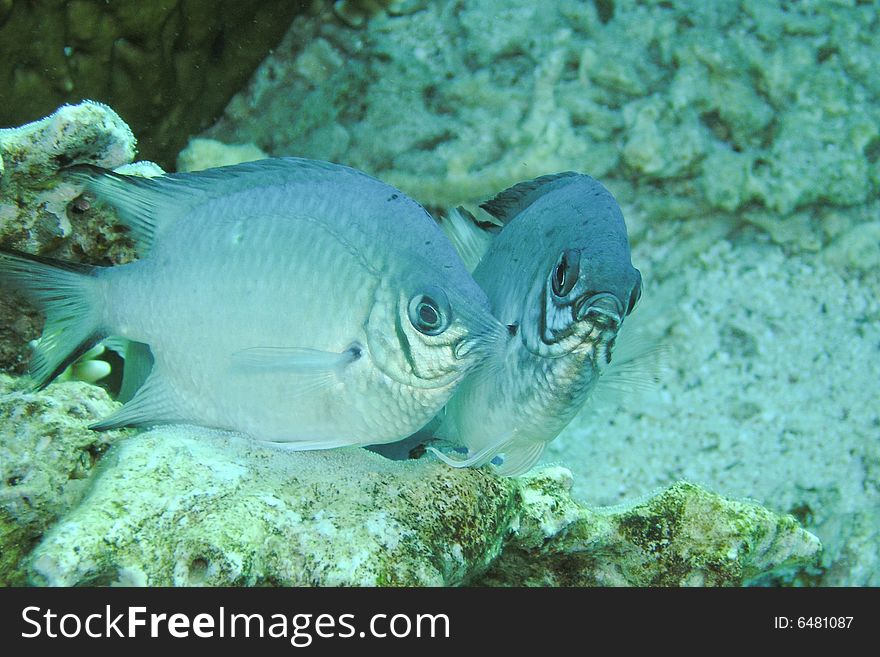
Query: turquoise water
203,0,880,586
1,0,877,586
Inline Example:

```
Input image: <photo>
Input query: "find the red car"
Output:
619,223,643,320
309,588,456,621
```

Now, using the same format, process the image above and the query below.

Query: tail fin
0,249,105,389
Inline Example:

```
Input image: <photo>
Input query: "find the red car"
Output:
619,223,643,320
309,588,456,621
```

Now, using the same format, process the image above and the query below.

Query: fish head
500,175,641,374
365,274,505,393
535,245,642,369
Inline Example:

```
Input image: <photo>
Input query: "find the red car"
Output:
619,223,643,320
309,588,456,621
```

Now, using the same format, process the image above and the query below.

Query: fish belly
104,211,417,444
448,347,597,453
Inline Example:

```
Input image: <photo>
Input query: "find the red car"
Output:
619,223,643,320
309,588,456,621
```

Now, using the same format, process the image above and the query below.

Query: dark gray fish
432,172,642,475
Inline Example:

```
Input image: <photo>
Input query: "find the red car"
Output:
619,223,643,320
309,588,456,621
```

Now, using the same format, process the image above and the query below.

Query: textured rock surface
480,469,820,586
0,101,157,375
23,424,818,587
28,427,520,587
0,101,136,257
0,0,305,167
0,375,129,585
207,0,879,239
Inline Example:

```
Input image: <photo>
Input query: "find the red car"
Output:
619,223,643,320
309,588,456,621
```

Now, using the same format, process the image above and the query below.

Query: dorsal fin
437,206,496,272
63,158,381,254
479,171,582,224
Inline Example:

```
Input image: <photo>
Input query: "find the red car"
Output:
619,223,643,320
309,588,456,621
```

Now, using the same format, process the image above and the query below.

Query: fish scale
0,158,504,449
110,215,378,440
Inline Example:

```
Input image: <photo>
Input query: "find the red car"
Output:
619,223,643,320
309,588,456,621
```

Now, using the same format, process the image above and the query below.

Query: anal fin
90,367,185,431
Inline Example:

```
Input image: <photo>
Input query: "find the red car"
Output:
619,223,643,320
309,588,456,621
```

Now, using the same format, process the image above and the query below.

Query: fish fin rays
231,345,361,371
231,344,363,400
90,368,185,430
598,344,669,393
429,436,545,477
427,442,502,470
64,165,197,253
479,172,582,224
65,158,382,254
0,248,104,389
117,340,154,403
492,441,545,476
437,206,496,272
595,316,671,403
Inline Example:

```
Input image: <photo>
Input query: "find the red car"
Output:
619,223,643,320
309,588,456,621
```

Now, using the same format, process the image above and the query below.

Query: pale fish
430,172,642,475
0,158,505,448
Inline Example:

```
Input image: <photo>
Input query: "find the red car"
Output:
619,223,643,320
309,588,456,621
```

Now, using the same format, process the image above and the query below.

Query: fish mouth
574,294,623,366
536,291,623,354
574,292,623,329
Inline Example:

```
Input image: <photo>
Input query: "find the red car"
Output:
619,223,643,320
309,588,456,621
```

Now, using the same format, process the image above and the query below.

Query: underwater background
0,0,877,586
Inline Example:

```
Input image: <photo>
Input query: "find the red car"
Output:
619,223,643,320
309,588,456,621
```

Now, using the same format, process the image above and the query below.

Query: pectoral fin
491,440,545,477
428,440,505,470
231,344,364,400
231,344,362,371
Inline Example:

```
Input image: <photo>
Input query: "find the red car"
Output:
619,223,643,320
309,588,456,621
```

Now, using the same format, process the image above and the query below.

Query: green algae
0,0,305,167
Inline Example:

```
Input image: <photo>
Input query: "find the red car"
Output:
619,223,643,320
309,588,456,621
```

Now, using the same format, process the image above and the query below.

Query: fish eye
408,288,451,336
551,249,580,297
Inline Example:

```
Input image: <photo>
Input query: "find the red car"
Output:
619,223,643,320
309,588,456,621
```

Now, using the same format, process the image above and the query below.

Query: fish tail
0,249,106,389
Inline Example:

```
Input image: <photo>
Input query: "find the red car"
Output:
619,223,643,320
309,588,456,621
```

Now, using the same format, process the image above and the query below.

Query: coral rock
0,102,157,374
481,469,820,586
28,427,518,586
0,375,129,585
22,423,818,587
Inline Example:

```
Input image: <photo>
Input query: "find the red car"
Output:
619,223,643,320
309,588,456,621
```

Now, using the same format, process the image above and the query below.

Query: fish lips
574,292,623,329
539,292,622,348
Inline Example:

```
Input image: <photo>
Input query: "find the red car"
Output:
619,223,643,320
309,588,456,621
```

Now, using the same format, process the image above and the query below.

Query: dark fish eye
418,302,439,327
551,249,580,297
408,288,451,336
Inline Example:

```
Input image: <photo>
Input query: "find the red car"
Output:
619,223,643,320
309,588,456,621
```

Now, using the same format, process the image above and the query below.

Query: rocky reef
0,101,142,259
0,375,130,585
0,0,305,167
0,101,156,376
483,470,819,587
2,376,818,587
1,0,873,586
